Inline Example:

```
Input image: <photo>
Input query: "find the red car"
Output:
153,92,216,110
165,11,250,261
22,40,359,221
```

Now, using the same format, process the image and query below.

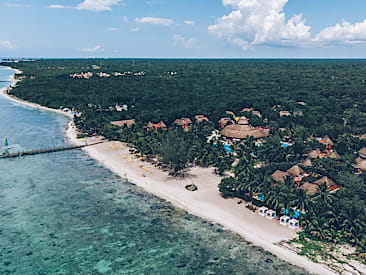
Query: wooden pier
0,142,103,159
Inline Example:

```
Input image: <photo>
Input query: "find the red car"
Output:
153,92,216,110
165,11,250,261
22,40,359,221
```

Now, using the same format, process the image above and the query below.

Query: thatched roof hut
195,115,209,123
328,150,340,159
313,176,336,187
286,165,305,177
355,157,366,170
271,170,289,183
359,148,366,158
241,108,262,118
237,116,249,125
146,121,167,131
218,117,234,127
308,148,321,158
302,158,312,167
110,119,135,128
174,117,192,126
322,136,334,146
225,110,235,116
280,111,291,117
221,124,269,139
299,182,318,195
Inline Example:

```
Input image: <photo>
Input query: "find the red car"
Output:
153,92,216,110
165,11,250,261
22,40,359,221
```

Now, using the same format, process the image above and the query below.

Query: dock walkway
0,142,103,159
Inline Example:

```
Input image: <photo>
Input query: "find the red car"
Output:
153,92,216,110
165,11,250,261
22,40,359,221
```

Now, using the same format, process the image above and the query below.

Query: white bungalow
259,206,268,217
288,219,299,230
280,216,290,226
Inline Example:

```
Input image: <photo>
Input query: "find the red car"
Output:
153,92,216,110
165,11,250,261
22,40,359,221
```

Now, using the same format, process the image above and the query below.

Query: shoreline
0,66,336,275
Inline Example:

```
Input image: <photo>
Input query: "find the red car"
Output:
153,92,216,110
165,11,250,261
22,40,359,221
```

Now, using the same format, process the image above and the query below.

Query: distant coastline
0,65,336,275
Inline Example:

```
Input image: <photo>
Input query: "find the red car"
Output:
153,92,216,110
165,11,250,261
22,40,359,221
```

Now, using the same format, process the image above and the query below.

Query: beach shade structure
288,219,299,230
258,206,268,216
266,209,276,220
280,216,290,226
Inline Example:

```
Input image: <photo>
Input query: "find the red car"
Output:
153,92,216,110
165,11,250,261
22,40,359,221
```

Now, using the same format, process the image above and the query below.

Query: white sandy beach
1,66,336,275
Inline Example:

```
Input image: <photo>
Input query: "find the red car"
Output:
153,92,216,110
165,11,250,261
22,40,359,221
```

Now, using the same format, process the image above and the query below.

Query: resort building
271,170,289,183
110,119,135,128
174,118,193,131
299,176,340,195
218,117,234,128
352,148,366,174
280,111,291,117
146,121,167,132
194,115,209,123
241,107,263,118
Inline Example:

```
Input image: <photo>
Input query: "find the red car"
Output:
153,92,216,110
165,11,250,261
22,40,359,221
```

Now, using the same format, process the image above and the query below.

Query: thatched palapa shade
110,119,135,128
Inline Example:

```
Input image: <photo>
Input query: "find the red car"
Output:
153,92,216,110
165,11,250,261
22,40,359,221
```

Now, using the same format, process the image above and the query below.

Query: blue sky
1,0,366,58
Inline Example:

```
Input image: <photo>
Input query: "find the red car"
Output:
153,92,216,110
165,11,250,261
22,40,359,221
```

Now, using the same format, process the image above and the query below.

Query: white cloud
210,0,366,51
314,20,366,45
1,40,14,49
184,20,195,26
5,4,31,8
209,0,311,50
106,27,120,31
136,17,173,26
81,45,104,52
47,5,67,9
173,34,198,49
76,0,122,11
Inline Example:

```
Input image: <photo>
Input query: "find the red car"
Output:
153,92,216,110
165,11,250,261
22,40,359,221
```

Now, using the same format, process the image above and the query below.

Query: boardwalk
0,142,103,159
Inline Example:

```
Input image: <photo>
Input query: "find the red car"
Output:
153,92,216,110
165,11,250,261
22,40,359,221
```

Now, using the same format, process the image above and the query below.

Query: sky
1,0,366,58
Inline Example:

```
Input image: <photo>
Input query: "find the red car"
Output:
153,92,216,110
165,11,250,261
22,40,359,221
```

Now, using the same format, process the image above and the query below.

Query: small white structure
288,219,299,230
280,216,290,226
266,209,276,220
259,206,268,217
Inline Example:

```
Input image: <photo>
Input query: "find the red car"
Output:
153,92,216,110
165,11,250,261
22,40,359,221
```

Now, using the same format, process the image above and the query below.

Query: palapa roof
355,157,366,170
328,150,340,159
241,107,253,112
225,110,235,116
280,111,291,117
195,115,209,123
308,148,321,158
241,108,262,118
146,121,167,131
174,117,192,126
313,176,336,187
271,170,289,182
238,116,249,125
300,182,318,195
110,119,135,128
359,148,366,157
322,136,334,146
218,117,234,126
221,124,269,139
286,165,305,176
302,158,312,167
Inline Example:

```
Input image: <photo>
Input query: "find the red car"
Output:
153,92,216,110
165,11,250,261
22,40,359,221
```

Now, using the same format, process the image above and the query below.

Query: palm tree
291,189,312,213
312,182,334,209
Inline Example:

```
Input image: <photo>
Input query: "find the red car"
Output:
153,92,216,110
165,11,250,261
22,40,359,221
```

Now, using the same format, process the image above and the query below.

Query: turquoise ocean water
0,66,308,274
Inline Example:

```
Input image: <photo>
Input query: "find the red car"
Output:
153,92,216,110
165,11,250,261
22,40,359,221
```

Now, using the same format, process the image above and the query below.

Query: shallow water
0,66,309,274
